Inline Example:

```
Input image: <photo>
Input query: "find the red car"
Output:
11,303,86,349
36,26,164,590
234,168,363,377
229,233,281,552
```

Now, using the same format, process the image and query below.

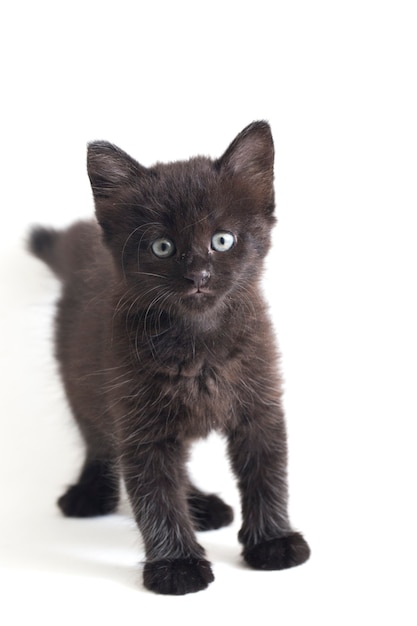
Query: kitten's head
87,121,276,320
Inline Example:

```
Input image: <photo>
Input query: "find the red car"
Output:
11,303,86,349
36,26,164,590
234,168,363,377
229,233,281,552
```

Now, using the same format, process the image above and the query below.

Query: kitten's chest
139,333,244,434
169,358,237,434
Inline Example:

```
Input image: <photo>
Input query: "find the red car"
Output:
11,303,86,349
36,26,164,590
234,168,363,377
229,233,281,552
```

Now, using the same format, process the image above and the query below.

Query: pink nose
184,270,211,289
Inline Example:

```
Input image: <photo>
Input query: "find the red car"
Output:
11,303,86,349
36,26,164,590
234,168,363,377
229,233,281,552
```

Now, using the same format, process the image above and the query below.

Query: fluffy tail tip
28,226,58,260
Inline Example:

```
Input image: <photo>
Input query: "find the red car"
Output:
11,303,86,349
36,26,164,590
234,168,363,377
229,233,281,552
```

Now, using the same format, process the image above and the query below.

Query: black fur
57,460,119,517
143,558,214,595
242,533,311,570
188,491,234,531
29,121,310,594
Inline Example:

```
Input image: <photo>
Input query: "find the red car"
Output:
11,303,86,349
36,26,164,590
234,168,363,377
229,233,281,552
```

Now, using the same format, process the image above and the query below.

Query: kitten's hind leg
58,458,120,518
187,484,234,531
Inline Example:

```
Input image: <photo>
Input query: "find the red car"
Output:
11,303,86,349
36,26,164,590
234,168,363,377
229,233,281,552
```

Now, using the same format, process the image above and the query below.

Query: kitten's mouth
181,287,217,309
186,287,212,296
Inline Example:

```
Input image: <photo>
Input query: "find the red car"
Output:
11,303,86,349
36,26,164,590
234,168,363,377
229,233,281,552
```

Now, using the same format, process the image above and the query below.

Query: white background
1,1,416,624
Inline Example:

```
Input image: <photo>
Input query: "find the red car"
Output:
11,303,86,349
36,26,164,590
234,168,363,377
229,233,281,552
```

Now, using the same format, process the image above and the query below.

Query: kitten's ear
217,121,274,188
87,142,151,243
87,141,147,200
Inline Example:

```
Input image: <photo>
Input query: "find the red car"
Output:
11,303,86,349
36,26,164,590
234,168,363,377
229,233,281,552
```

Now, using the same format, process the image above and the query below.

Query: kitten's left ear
87,141,152,242
87,141,148,200
217,121,275,192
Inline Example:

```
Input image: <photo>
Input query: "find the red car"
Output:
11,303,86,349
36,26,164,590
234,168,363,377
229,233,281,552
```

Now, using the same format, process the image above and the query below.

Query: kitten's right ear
217,121,274,183
87,141,147,200
216,121,275,213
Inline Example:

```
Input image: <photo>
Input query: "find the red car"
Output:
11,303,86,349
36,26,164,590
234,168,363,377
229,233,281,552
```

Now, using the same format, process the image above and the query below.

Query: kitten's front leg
227,410,310,571
121,435,214,595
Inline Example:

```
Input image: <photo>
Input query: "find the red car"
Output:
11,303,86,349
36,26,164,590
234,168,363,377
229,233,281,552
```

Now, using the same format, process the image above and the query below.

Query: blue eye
211,231,235,252
151,238,175,258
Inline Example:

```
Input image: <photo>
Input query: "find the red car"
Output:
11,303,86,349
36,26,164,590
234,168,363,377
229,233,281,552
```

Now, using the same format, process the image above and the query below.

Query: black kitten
29,121,310,595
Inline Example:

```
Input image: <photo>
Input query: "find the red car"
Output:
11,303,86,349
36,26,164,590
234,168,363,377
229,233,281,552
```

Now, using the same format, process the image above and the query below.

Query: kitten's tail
28,226,65,280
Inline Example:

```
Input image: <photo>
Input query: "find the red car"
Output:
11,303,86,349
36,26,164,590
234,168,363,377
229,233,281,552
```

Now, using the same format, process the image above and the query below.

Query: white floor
1,2,417,624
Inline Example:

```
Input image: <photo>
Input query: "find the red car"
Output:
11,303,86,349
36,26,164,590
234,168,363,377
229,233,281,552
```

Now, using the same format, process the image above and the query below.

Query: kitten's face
87,122,276,319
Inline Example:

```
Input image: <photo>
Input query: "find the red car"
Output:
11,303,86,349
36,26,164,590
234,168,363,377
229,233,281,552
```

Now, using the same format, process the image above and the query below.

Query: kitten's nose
184,269,211,290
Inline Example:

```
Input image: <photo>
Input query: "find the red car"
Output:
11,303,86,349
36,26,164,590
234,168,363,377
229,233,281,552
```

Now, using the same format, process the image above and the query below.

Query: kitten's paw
57,484,118,517
188,493,234,531
143,558,214,595
243,532,310,570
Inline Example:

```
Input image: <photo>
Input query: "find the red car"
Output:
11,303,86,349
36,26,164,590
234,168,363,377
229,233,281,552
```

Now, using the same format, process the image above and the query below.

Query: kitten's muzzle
183,269,211,291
